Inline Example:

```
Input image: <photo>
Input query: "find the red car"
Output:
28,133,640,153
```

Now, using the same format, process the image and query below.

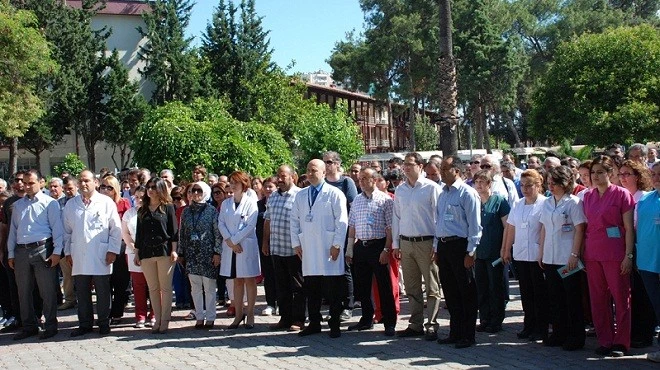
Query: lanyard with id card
444,204,454,222
306,185,322,222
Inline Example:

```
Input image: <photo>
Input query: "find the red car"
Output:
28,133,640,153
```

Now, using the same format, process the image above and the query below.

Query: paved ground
1,281,658,369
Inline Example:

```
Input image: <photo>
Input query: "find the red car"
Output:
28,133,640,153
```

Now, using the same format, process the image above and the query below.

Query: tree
0,0,57,173
54,153,86,177
295,101,364,169
103,50,148,170
437,0,459,155
138,0,199,105
531,25,660,146
413,114,439,151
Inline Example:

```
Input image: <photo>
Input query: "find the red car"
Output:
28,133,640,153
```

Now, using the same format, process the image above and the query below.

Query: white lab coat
218,195,260,278
290,183,348,277
63,192,122,276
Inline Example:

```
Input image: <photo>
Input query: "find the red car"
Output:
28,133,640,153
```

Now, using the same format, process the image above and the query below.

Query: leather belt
17,238,51,249
439,235,465,243
357,238,386,247
400,235,434,242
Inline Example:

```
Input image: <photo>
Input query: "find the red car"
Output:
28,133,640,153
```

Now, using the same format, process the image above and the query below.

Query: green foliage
413,114,439,151
0,0,57,137
132,99,292,179
557,139,594,161
54,153,86,177
531,25,660,147
295,101,364,169
138,0,200,105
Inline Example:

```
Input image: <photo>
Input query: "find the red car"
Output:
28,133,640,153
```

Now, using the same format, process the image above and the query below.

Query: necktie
311,187,319,205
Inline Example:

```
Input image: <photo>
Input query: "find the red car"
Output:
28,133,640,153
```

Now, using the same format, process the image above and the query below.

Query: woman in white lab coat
218,171,260,329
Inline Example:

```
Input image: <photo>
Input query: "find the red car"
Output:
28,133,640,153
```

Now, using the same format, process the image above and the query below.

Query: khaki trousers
400,238,441,331
141,256,174,329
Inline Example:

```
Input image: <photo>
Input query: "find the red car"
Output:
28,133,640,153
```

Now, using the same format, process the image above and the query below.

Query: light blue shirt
636,190,660,273
7,192,64,259
435,178,482,253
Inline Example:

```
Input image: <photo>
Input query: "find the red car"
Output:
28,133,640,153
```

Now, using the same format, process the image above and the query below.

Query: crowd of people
0,144,658,363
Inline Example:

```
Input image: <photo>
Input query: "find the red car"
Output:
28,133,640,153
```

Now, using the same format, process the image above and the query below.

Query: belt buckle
361,240,368,247
440,236,449,243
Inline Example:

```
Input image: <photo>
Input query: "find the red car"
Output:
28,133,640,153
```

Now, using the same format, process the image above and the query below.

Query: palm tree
437,0,459,156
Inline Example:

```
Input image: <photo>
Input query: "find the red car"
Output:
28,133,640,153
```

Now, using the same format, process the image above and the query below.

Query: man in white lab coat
291,159,348,338
63,170,122,337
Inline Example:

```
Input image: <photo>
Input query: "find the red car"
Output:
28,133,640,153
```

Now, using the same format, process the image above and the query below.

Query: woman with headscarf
178,181,222,329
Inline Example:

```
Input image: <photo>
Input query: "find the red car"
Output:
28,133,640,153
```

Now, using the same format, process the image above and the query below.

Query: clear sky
187,0,365,74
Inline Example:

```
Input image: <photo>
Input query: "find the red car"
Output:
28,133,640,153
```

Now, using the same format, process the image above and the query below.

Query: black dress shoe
437,336,458,345
561,337,584,351
347,322,373,331
397,327,424,337
39,330,58,340
384,326,396,337
70,327,93,337
269,321,290,331
329,328,341,338
455,339,474,349
485,325,502,334
543,335,563,347
99,326,111,335
13,329,39,341
595,346,612,356
610,344,627,357
476,323,489,332
298,324,322,337
517,329,531,339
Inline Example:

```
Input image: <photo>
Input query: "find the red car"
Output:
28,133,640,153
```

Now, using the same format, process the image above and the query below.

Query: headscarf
193,181,212,204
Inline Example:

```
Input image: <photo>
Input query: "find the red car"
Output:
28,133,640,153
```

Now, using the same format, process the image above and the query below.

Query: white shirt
539,194,586,265
392,177,442,249
491,175,519,207
63,192,122,276
121,207,142,273
507,195,546,262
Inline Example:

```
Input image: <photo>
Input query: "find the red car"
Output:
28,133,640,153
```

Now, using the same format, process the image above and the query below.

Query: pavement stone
1,281,658,369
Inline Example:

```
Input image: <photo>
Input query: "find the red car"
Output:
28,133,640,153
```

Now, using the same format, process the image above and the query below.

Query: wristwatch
331,245,341,250
466,250,475,257
382,248,390,253
627,253,634,260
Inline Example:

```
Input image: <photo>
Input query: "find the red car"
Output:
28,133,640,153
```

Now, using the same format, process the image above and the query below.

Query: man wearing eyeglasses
322,151,358,322
7,169,64,341
0,171,27,333
466,155,483,186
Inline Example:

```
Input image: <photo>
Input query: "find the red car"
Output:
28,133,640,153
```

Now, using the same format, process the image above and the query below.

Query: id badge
561,224,573,232
305,214,313,222
444,213,454,222
520,222,529,229
606,226,621,238
190,234,200,241
655,217,660,225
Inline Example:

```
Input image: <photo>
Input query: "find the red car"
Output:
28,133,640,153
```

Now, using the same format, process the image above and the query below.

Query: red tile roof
67,0,150,16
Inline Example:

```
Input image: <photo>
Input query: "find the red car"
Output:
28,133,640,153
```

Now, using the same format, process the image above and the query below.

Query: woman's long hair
139,178,172,218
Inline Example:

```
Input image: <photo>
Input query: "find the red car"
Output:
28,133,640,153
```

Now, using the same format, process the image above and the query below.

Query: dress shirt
7,192,64,259
491,175,519,207
539,194,586,265
435,178,482,253
348,189,393,240
392,177,442,249
263,185,301,257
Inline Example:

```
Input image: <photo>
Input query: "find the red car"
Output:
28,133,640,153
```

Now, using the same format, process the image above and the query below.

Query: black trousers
475,258,506,327
14,246,58,332
272,255,306,325
305,275,344,329
0,261,13,317
259,247,277,308
74,274,111,329
110,252,130,318
514,260,548,337
353,238,396,327
631,268,656,344
546,265,584,344
437,238,477,342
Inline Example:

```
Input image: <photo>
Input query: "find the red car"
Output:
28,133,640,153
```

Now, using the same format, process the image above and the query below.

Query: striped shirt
264,186,301,256
348,189,393,240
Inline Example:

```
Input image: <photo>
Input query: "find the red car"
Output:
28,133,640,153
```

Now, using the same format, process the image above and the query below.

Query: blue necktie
311,187,319,205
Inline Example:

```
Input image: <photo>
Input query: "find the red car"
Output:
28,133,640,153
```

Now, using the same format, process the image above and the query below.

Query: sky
187,0,365,74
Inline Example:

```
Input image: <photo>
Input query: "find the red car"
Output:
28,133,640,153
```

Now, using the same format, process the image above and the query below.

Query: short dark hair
548,166,575,194
445,155,465,172
472,169,493,183
388,157,403,165
404,152,424,165
591,155,615,173
24,169,42,180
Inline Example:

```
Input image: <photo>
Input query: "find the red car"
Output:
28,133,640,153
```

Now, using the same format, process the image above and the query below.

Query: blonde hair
102,175,121,203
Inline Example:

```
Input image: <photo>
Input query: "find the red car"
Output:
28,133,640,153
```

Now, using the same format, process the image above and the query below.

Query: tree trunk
507,110,522,148
9,137,18,175
475,103,484,149
84,139,96,172
483,109,492,154
437,0,459,157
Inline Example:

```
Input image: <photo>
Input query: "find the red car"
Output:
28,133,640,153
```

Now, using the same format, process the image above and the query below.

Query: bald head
307,159,326,186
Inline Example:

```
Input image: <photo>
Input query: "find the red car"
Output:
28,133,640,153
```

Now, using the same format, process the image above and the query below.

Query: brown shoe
288,322,304,332
269,321,290,331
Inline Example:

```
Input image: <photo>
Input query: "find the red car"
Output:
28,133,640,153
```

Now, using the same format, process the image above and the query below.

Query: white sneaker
648,350,660,363
261,306,275,316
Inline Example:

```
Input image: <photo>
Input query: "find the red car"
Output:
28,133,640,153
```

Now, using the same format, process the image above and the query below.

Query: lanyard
308,183,323,211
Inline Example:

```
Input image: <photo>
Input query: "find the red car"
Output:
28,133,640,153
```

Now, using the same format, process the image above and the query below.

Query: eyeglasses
324,160,335,165
99,185,113,191
470,161,480,165
146,185,157,190
212,191,223,196
13,178,23,183
189,188,203,194
480,164,492,169
617,172,635,178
